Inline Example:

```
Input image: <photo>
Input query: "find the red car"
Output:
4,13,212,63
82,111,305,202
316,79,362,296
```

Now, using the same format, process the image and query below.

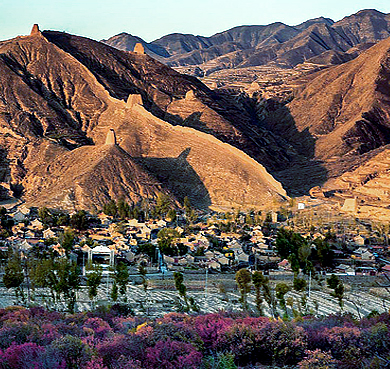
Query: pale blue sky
1,0,390,42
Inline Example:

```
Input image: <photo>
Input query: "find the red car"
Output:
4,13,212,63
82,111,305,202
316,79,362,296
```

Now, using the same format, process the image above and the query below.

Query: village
0,196,390,317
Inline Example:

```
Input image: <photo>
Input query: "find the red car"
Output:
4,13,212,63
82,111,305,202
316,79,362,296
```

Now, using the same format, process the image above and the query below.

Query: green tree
313,237,334,268
29,258,56,304
117,199,131,219
86,263,103,307
167,208,177,223
103,200,118,217
115,262,129,297
56,258,81,313
157,228,181,256
59,228,75,256
327,274,344,309
111,281,118,302
38,207,53,225
276,228,307,260
293,277,308,315
70,210,88,231
132,205,141,220
3,250,24,303
275,282,290,316
184,196,191,213
235,268,252,311
139,264,148,292
137,243,158,263
252,271,265,315
245,212,254,225
293,277,307,292
57,213,70,226
252,271,277,317
174,271,189,311
156,192,171,217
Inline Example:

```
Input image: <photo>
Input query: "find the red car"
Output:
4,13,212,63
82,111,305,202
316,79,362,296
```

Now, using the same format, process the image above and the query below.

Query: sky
1,0,390,42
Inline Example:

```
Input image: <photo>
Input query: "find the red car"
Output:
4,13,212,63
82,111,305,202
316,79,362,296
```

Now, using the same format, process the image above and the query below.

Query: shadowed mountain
262,34,390,197
0,27,288,210
134,148,212,209
42,30,298,171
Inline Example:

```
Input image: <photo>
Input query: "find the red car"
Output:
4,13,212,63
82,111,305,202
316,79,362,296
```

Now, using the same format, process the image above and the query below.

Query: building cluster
1,203,389,278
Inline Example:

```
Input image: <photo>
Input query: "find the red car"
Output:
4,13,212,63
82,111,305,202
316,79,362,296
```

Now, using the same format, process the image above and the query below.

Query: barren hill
103,9,390,74
43,30,297,171
263,34,390,200
0,27,287,211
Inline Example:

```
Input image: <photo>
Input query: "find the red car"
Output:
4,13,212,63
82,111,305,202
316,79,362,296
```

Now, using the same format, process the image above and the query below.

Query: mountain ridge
102,9,390,74
0,27,288,211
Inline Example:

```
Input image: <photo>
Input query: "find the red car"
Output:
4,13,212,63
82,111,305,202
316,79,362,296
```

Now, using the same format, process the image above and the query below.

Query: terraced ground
0,273,388,317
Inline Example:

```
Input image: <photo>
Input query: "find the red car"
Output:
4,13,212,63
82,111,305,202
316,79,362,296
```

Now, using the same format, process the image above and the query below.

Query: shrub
96,334,147,367
145,339,202,369
51,335,91,369
83,317,113,339
1,342,45,369
298,349,337,369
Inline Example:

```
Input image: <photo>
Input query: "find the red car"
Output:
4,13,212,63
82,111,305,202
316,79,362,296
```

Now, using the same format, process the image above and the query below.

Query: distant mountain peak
103,8,390,73
355,9,386,16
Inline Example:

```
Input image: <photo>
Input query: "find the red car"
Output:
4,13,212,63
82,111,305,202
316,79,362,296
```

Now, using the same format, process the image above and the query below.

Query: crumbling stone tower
30,24,40,35
133,43,145,54
105,129,117,145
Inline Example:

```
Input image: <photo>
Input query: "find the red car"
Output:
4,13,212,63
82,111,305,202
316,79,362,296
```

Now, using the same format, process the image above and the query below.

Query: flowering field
0,305,389,368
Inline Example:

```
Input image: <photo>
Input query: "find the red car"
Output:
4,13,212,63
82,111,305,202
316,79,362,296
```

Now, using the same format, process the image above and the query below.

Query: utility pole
205,265,209,303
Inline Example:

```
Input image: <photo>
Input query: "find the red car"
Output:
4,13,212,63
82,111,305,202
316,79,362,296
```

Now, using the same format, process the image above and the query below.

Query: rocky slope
263,34,390,201
0,27,287,211
103,9,390,74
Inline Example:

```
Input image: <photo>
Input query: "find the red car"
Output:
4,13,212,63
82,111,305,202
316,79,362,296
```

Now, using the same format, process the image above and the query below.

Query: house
204,250,215,260
208,261,221,271
177,257,188,266
24,230,36,239
361,250,375,260
128,219,140,227
164,255,175,266
355,267,377,276
236,251,249,263
156,220,167,228
353,235,365,246
51,243,66,257
278,259,291,271
334,264,355,275
353,247,374,260
88,245,115,273
185,254,195,264
30,219,44,230
43,229,57,239
97,212,112,224
381,265,390,273
12,210,27,222
125,250,136,263
217,255,230,266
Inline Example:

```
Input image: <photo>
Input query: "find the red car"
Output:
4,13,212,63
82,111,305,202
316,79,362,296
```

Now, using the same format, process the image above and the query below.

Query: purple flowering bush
0,306,388,368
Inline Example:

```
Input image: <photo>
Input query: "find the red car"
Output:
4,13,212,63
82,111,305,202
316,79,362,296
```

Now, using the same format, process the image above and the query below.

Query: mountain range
103,9,390,75
2,9,390,212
